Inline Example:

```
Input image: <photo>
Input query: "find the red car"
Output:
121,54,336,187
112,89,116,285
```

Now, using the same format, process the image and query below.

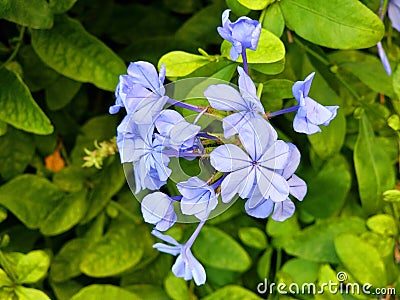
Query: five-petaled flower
217,9,261,61
292,72,339,135
152,230,206,286
110,61,169,125
245,143,307,221
177,177,218,220
210,118,290,205
204,66,268,138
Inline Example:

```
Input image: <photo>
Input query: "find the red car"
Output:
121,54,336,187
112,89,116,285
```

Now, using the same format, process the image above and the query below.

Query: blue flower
152,230,206,286
118,122,171,193
204,66,267,138
177,177,218,220
210,118,290,204
155,110,201,152
245,143,307,221
389,0,400,32
110,61,169,124
141,192,177,231
217,9,261,61
292,72,339,135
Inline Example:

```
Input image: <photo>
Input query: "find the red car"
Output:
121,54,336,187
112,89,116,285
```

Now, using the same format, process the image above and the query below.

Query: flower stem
267,105,299,118
0,26,26,70
379,0,389,19
167,98,204,113
186,216,208,248
242,49,249,74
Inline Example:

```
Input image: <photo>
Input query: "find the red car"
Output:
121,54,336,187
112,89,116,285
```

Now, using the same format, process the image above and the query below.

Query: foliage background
0,0,399,299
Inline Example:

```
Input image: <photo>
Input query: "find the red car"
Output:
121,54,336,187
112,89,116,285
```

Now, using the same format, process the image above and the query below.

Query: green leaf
394,64,400,100
80,224,144,277
158,51,212,77
0,121,7,136
0,269,12,287
164,273,189,300
281,258,320,285
257,248,273,280
49,0,77,14
238,227,268,250
14,250,50,284
284,217,366,263
334,233,386,287
31,15,126,91
329,51,394,97
0,68,53,135
0,0,53,29
315,265,343,300
262,3,285,37
0,175,65,229
124,285,169,300
70,285,141,300
0,127,35,180
15,286,51,300
203,285,262,300
192,226,251,272
237,0,273,10
45,76,81,111
40,189,88,236
50,238,88,282
80,159,125,224
51,280,83,300
354,113,396,215
221,28,285,63
266,217,300,249
301,155,351,218
366,214,398,236
279,0,384,49
226,0,250,16
52,166,86,192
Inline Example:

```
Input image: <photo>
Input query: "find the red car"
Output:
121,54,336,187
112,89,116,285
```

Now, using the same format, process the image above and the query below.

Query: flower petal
259,140,290,170
389,0,400,32
238,118,277,161
204,84,248,111
210,144,250,172
127,61,164,94
257,168,289,202
292,72,315,101
151,229,180,246
288,174,307,201
282,143,301,179
141,192,177,231
220,167,253,203
155,110,184,136
272,199,295,222
245,197,274,218
293,113,321,135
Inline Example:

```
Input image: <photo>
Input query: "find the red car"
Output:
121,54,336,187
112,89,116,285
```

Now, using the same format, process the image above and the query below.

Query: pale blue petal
169,121,201,150
185,248,206,285
259,140,290,170
159,63,166,84
230,45,240,61
131,95,169,125
321,106,339,126
204,84,248,111
222,112,247,139
141,192,177,231
304,97,335,125
221,9,231,26
210,144,250,172
288,174,307,201
245,197,274,218
292,72,315,102
127,61,163,94
217,26,232,42
220,167,253,203
237,66,257,100
272,199,295,222
250,22,262,49
155,110,184,136
153,243,181,256
282,143,301,179
239,118,278,161
257,168,289,202
389,0,400,31
152,229,180,245
293,113,321,134
377,42,392,75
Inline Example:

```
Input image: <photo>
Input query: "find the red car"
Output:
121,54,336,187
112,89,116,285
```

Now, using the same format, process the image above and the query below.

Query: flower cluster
110,10,339,286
